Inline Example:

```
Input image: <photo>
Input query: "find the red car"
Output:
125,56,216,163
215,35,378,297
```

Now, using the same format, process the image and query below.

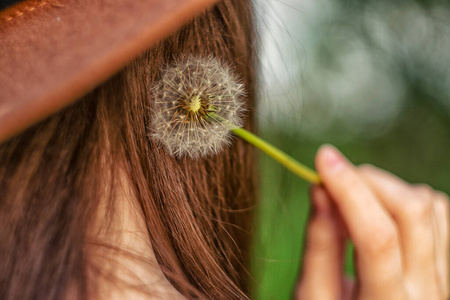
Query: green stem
208,112,320,184
231,127,321,184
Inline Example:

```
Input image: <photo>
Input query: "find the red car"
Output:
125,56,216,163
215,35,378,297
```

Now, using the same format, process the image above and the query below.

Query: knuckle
413,184,434,201
435,193,450,214
364,225,399,257
359,163,376,173
404,193,434,222
358,164,383,180
436,191,450,206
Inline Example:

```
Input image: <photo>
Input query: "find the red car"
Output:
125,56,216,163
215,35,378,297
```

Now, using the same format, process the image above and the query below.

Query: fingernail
320,144,345,170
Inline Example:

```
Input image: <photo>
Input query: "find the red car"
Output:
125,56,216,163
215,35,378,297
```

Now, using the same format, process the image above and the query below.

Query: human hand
296,145,449,300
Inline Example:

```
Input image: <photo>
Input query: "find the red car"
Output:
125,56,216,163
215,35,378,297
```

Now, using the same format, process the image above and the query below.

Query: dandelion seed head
150,56,245,158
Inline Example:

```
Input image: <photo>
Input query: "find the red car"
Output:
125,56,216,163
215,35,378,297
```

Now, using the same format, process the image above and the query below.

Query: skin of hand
296,145,449,300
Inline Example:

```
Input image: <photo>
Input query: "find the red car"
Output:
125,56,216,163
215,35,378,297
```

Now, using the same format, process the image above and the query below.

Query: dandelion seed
150,56,245,158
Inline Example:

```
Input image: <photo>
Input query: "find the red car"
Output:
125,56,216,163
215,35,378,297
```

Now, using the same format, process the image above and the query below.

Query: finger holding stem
315,145,406,299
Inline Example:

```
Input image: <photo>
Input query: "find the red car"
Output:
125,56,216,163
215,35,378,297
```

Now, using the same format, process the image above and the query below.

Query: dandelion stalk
209,113,320,184
232,128,320,184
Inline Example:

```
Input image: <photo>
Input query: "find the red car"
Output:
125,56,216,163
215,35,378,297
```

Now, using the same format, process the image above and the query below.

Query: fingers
359,165,449,298
296,186,347,300
358,166,440,297
434,192,450,298
315,145,406,299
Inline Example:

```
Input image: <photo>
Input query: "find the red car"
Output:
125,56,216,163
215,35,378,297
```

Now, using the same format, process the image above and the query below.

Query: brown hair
0,0,257,299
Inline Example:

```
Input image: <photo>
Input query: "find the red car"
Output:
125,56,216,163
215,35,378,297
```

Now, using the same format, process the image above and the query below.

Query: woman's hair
0,0,257,299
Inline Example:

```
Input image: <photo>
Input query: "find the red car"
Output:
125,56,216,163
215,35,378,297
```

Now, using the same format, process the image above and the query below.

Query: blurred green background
250,0,450,299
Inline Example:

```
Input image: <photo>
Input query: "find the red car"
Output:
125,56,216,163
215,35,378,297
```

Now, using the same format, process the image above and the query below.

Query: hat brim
0,0,218,142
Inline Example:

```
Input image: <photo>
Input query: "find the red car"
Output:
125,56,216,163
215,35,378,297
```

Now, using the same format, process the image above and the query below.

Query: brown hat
0,0,218,143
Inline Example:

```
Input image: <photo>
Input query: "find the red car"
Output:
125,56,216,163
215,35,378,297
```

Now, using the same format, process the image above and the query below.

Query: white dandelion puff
150,56,245,158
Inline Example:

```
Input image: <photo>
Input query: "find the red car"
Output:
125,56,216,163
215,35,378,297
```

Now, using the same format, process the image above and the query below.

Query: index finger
315,145,406,299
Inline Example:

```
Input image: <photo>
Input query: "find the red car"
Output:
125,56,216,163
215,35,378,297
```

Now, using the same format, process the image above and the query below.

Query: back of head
0,0,257,299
